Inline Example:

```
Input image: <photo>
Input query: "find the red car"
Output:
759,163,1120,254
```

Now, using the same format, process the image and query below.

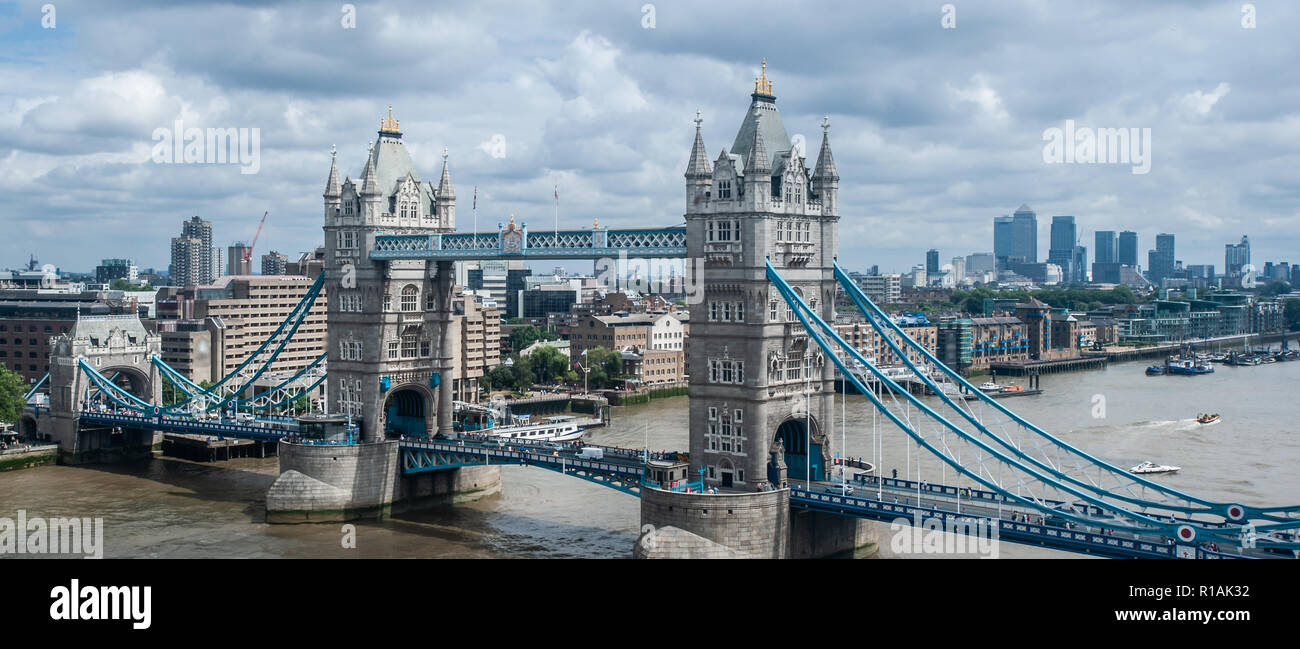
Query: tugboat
1130,460,1181,475
1196,413,1221,425
1165,358,1214,375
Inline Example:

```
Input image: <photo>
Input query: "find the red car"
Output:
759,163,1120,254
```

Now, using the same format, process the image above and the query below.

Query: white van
576,447,604,460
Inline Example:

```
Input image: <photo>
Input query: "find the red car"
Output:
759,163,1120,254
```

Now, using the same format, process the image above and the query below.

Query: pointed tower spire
324,144,341,197
810,115,839,217
812,116,838,181
434,146,456,229
360,142,379,196
685,109,711,178
437,146,455,198
745,107,770,175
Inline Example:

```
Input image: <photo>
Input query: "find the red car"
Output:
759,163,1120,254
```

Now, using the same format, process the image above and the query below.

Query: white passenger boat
482,415,586,443
1129,460,1180,475
978,381,1002,392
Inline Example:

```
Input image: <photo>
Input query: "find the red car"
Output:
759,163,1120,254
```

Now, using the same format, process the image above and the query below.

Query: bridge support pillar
789,510,877,559
395,465,501,508
637,487,876,558
266,441,502,523
267,441,400,523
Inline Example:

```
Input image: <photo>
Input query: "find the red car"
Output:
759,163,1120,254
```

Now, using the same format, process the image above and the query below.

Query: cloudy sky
2,0,1298,275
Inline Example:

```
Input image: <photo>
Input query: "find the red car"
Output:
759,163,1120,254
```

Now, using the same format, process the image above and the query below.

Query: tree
507,357,535,392
581,346,625,389
110,278,151,291
1285,299,1300,332
1261,281,1292,298
485,364,514,393
508,325,558,352
0,365,25,425
528,345,575,384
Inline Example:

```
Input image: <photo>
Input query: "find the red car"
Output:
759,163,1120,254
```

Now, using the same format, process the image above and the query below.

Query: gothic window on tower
425,290,435,311
707,219,740,243
401,285,419,312
718,180,731,199
401,332,418,358
387,341,398,359
708,359,744,384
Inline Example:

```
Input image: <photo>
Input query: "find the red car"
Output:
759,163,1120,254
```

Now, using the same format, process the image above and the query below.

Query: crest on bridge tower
500,214,524,254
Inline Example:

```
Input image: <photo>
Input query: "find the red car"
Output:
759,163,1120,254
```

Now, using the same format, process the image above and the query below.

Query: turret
810,116,839,217
324,144,341,222
741,107,771,209
685,110,712,213
360,141,381,221
435,147,456,229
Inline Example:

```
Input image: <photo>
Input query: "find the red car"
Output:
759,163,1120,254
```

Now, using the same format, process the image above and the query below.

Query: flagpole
473,186,478,248
554,184,559,248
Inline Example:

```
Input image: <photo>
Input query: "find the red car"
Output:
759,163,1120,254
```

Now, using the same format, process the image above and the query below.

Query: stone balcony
705,241,743,265
776,242,815,266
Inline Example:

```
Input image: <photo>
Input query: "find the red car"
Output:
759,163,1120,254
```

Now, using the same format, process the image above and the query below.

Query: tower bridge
23,70,1300,558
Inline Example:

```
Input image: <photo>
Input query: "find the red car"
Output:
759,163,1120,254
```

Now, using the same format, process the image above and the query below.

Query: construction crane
242,211,269,264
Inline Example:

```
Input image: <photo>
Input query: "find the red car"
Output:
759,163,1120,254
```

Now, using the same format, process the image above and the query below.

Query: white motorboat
978,381,1002,392
1130,460,1180,475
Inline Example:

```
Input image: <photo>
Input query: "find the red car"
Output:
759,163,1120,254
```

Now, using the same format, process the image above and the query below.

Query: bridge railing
641,478,703,493
790,485,1188,559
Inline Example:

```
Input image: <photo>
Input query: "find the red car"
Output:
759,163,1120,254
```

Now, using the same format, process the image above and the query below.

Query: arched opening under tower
383,387,429,439
91,366,152,410
772,416,823,483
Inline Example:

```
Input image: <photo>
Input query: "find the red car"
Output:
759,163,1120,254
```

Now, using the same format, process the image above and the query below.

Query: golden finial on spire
593,218,599,229
754,58,773,96
508,214,516,228
380,104,400,133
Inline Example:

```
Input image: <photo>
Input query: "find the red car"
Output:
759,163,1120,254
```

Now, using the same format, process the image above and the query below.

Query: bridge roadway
396,435,678,495
792,473,1291,559
69,408,341,443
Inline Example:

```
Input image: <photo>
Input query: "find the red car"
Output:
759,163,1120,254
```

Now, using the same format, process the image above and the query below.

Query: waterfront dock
161,433,277,462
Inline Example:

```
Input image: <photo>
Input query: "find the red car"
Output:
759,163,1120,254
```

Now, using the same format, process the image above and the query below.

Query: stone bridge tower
685,61,841,492
641,63,871,558
322,107,459,442
40,314,163,463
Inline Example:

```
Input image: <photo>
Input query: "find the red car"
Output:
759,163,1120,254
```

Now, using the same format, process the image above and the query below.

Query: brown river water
1,358,1296,558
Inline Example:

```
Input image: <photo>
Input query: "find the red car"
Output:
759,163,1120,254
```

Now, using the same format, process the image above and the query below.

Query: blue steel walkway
790,473,1292,559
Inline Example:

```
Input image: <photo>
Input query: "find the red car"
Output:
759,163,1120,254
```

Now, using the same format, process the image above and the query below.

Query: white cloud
1182,82,1230,116
947,74,1009,122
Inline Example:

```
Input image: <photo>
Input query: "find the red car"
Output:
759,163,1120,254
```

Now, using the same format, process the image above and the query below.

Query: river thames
2,358,1297,558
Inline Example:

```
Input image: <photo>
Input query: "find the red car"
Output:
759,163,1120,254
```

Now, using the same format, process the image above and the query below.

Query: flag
472,186,477,210
554,185,558,202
